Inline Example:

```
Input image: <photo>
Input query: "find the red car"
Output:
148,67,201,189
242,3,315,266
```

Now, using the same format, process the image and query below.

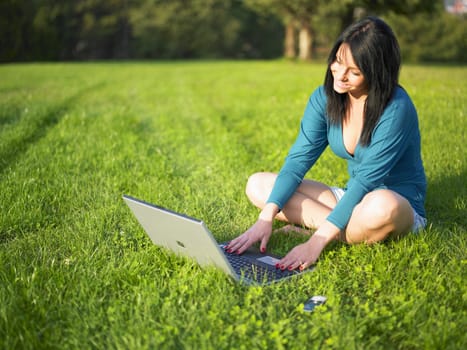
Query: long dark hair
324,17,401,146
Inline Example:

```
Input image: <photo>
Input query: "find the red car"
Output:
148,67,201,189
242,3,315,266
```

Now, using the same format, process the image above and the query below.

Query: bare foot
273,224,311,235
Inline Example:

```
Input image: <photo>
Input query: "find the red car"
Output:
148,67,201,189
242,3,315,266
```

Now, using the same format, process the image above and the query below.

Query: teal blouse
267,85,427,230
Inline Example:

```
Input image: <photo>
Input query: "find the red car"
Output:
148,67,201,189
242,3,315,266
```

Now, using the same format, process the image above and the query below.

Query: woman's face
330,43,368,98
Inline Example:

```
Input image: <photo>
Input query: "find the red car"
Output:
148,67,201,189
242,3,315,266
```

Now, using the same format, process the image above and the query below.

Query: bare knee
346,190,413,243
245,172,277,209
361,191,398,230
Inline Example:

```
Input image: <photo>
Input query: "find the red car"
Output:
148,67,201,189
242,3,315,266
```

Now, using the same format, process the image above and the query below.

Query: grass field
0,61,465,349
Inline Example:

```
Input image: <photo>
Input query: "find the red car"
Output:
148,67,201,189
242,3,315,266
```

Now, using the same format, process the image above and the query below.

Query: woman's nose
336,67,347,81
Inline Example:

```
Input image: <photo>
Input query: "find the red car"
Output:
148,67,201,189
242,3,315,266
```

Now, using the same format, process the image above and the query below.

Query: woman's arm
267,86,329,209
226,87,329,255
327,89,419,230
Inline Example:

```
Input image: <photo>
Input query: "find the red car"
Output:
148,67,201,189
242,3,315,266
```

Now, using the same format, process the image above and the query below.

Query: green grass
0,61,465,349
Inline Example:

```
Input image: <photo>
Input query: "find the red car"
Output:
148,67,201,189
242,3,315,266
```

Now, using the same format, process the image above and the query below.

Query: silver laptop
123,195,313,284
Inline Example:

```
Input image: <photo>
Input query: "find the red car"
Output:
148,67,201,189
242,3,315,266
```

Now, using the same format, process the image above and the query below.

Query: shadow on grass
425,166,466,230
259,163,467,260
0,82,105,175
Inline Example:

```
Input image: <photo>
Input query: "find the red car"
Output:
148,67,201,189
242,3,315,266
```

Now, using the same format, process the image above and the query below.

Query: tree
129,0,246,59
244,0,321,60
245,0,441,61
0,0,461,62
129,0,282,59
385,8,466,63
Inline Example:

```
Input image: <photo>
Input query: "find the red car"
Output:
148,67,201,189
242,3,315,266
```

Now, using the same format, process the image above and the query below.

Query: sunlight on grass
0,61,465,349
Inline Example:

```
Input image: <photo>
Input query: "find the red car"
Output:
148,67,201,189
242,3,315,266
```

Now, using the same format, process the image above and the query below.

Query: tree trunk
284,20,296,59
298,19,312,61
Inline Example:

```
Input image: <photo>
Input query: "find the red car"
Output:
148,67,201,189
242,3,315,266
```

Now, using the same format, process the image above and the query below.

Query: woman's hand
276,234,327,271
278,221,341,271
226,203,279,254
225,218,273,255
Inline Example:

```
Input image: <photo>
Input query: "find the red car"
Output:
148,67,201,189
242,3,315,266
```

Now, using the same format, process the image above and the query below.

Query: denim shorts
329,186,427,233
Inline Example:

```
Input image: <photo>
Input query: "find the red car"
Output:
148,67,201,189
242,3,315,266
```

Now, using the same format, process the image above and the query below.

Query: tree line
1,0,465,63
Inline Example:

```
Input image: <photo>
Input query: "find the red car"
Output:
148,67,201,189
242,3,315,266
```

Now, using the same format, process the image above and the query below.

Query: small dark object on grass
303,295,327,313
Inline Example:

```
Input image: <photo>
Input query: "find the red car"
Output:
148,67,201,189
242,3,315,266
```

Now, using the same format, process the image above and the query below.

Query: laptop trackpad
256,255,280,266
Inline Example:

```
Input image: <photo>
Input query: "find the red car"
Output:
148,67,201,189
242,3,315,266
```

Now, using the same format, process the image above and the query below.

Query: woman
226,17,427,271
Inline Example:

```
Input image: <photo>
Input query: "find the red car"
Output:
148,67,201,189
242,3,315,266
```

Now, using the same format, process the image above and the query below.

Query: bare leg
274,225,311,235
344,189,414,243
245,172,337,230
245,172,415,243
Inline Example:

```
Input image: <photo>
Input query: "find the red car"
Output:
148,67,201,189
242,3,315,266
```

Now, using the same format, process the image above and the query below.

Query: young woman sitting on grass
226,16,427,271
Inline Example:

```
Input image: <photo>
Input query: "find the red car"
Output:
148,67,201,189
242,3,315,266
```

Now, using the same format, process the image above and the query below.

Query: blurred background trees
0,0,465,63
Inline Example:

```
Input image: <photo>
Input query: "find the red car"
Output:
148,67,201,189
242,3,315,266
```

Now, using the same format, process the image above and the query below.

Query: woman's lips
335,81,349,90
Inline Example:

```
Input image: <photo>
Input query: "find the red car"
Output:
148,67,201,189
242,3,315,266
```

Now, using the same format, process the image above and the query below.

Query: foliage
0,0,283,61
0,0,465,62
0,61,465,349
129,0,283,59
386,11,467,63
243,0,439,54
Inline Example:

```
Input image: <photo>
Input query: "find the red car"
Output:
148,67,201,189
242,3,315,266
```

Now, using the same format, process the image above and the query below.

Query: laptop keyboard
223,250,296,283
